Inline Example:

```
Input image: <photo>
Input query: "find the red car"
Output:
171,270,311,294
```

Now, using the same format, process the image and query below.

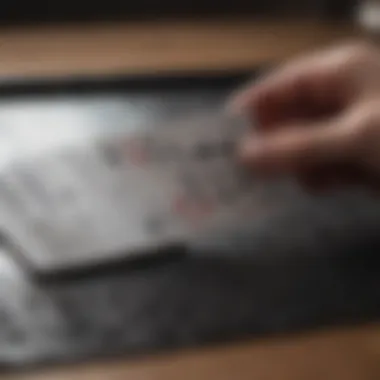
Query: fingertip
238,137,261,163
226,79,264,116
237,137,278,177
226,91,255,117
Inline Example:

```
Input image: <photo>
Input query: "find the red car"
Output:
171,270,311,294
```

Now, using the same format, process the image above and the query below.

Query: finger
239,119,355,176
296,163,365,193
229,48,350,130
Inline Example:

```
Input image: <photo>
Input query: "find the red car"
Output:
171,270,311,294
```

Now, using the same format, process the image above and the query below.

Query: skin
229,42,380,192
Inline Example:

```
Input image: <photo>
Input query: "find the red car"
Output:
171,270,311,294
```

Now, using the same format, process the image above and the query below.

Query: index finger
229,46,352,130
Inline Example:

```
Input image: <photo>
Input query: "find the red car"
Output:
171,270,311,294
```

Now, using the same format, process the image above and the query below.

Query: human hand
230,42,380,191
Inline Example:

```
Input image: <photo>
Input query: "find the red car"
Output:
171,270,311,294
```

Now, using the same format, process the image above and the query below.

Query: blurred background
0,2,380,380
0,0,356,24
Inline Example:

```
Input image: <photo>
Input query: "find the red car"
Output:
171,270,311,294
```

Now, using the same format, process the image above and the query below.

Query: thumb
239,118,356,175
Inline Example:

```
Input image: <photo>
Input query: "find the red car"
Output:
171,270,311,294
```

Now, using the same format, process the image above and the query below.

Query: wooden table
2,17,379,380
5,323,380,380
0,18,358,79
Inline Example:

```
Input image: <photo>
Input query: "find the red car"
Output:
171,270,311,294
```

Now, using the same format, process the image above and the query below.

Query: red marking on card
198,201,215,215
186,206,212,226
172,195,192,216
173,193,215,226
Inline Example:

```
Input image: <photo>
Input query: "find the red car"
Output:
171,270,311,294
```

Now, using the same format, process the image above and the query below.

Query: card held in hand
0,96,264,273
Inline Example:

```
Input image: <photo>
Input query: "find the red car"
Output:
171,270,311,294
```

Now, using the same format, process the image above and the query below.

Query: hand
230,42,380,191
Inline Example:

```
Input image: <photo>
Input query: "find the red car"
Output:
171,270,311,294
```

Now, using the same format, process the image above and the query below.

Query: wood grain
0,18,358,79
4,324,380,380
1,17,377,380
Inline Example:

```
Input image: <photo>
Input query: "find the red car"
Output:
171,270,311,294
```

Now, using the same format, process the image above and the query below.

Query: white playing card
0,98,256,272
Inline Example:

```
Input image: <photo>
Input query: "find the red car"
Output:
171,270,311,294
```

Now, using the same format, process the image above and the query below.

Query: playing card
0,96,258,272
